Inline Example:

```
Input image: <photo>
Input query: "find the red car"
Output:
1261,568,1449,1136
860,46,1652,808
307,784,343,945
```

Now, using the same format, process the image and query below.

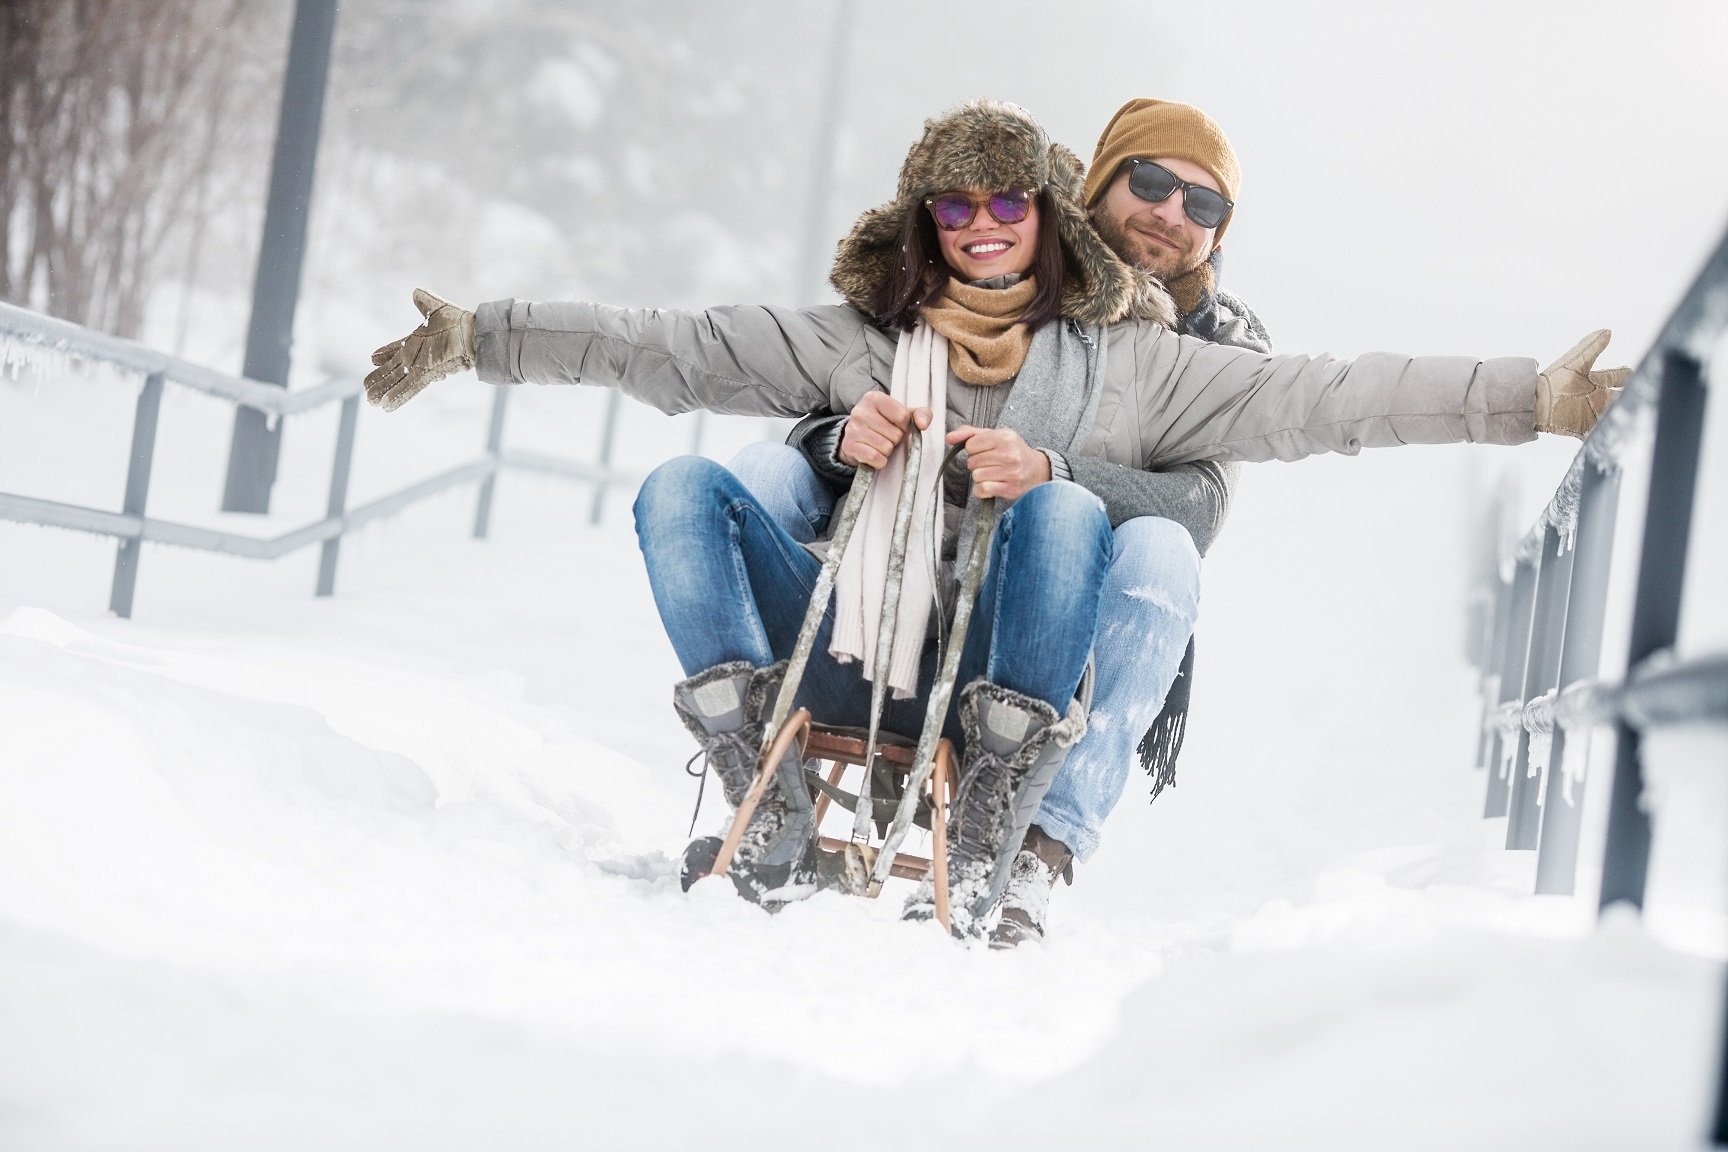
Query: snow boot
673,660,819,907
987,824,1073,949
903,680,1083,939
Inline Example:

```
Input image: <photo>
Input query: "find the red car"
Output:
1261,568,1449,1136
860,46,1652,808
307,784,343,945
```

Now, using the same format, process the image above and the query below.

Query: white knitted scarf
830,322,949,698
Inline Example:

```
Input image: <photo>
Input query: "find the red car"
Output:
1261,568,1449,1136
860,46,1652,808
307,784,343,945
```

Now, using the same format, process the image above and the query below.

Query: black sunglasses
1123,159,1233,230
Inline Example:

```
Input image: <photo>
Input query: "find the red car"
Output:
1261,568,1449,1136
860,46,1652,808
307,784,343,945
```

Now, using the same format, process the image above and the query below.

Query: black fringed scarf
1137,636,1195,801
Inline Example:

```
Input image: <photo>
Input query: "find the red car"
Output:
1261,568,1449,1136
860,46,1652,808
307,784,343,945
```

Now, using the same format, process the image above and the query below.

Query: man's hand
946,424,1051,501
1535,329,1630,439
839,390,932,468
364,289,477,412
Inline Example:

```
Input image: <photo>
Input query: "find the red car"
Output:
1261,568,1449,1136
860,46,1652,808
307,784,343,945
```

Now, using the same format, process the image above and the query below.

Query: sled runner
702,431,1000,934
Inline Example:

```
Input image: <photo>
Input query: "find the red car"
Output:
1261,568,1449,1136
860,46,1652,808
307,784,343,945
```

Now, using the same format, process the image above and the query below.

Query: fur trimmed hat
1084,98,1241,245
829,100,1174,329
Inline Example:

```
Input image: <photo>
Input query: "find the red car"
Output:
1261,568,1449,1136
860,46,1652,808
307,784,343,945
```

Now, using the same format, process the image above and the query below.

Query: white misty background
2,1,1726,1148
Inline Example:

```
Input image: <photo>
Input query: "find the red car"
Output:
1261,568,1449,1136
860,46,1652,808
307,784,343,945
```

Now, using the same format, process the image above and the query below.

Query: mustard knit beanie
1084,98,1241,242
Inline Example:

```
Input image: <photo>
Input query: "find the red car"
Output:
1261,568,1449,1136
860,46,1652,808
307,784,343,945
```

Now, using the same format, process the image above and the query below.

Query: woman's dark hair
869,188,1066,331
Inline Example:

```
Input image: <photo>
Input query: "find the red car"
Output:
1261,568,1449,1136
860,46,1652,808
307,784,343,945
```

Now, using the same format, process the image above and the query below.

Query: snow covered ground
2,347,1724,1148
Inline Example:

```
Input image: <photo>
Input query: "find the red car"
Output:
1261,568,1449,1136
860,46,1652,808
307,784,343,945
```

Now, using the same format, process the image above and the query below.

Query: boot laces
683,748,707,837
951,748,1018,865
684,728,761,837
704,728,803,864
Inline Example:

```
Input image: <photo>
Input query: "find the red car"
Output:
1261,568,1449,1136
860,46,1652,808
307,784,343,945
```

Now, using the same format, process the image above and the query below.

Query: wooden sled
695,429,1000,937
709,711,959,931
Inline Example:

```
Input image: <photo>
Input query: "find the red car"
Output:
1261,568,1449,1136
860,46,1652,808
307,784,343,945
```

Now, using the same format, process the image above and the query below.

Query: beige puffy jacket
472,299,1537,469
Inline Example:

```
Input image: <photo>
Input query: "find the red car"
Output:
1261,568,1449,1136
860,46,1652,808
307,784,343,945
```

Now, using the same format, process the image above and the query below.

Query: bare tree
1,0,281,338
4,0,842,346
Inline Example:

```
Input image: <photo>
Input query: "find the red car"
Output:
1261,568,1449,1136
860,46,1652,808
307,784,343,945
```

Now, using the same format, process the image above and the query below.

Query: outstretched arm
1127,327,1627,467
366,289,890,419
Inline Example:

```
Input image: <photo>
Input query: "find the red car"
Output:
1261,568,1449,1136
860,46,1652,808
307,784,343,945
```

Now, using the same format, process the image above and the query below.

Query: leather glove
365,289,476,411
1535,329,1630,439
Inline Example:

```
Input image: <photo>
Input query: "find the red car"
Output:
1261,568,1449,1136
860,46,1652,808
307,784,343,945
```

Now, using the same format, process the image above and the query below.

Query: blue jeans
726,444,1201,860
633,453,1112,749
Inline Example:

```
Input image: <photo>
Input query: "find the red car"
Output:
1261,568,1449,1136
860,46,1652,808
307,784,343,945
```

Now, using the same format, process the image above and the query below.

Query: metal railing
0,299,651,617
1466,225,1727,1145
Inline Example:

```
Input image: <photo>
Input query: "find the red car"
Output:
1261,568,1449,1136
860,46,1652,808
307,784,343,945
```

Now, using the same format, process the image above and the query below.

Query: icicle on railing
1493,699,1524,783
2,330,86,386
1523,688,1557,806
1552,678,1617,805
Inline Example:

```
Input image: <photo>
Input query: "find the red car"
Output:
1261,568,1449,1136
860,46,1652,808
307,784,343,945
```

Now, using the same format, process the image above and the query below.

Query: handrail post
109,372,165,619
1535,466,1621,894
315,394,360,596
588,390,623,526
473,386,510,539
795,0,855,304
1714,970,1728,1146
688,409,708,457
1485,555,1538,818
1599,350,1707,914
1474,565,1515,772
1506,525,1573,849
1463,487,1506,672
221,0,339,513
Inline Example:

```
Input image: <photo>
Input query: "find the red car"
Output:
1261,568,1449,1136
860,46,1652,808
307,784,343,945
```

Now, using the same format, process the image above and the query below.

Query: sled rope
757,463,875,761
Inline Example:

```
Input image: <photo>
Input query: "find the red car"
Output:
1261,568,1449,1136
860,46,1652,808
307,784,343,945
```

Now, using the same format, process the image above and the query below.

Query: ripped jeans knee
1033,516,1201,861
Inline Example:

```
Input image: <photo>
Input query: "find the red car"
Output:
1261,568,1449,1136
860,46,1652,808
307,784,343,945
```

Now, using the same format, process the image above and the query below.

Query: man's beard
1091,209,1198,281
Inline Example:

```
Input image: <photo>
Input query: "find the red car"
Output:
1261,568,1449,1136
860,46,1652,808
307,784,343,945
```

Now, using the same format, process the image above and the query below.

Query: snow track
1,470,1721,1148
